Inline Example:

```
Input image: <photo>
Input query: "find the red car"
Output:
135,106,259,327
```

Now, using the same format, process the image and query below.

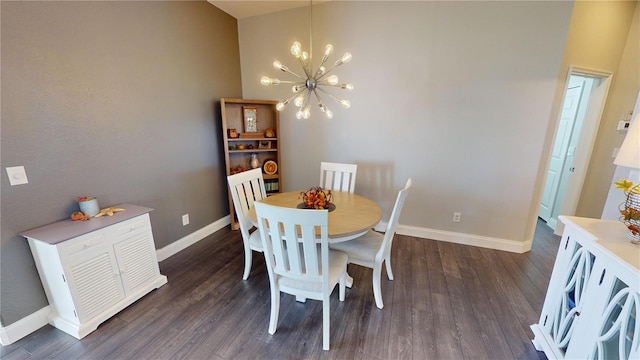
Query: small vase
250,154,260,169
79,198,100,217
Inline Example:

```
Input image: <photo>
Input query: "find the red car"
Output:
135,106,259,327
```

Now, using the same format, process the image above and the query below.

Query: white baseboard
155,215,230,262
396,224,533,253
0,306,50,346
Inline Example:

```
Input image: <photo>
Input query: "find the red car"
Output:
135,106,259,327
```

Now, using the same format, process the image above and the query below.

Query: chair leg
339,273,346,301
385,256,394,281
322,294,330,350
242,247,253,280
373,263,384,309
268,287,280,334
345,273,354,288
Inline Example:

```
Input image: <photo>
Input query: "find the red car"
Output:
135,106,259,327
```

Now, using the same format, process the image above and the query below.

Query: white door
539,82,584,222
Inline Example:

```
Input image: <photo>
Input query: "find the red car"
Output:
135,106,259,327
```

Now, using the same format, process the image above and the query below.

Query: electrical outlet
452,212,461,223
182,214,189,226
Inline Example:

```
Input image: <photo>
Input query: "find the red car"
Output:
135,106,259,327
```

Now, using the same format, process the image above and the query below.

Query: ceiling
207,0,329,19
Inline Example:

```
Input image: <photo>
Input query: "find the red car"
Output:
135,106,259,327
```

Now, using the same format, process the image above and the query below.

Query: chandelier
260,1,353,119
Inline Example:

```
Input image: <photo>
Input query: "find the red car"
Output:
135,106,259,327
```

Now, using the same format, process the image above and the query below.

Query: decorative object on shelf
227,128,238,138
78,196,100,217
239,132,264,138
263,160,277,175
237,144,245,150
258,140,271,149
265,128,276,138
299,186,333,210
250,153,260,169
243,106,258,132
94,207,125,218
230,166,248,175
260,0,353,120
613,109,640,244
614,178,640,243
70,211,91,221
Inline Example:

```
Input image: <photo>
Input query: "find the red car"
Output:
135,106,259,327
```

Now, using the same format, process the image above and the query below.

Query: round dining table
248,190,382,242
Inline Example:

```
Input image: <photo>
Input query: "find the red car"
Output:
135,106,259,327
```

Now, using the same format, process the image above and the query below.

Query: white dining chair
319,162,357,193
254,201,348,351
227,168,267,280
330,178,412,309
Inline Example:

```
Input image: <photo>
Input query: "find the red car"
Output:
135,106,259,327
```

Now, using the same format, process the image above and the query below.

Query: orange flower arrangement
614,178,640,239
299,187,332,210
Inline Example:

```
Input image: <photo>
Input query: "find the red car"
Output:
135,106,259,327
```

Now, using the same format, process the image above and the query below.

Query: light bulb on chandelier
260,1,353,119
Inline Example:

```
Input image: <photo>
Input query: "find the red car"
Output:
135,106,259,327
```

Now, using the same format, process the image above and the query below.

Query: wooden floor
2,220,558,360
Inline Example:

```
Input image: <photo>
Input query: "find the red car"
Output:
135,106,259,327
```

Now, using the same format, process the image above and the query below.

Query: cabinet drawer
59,231,106,257
110,214,151,239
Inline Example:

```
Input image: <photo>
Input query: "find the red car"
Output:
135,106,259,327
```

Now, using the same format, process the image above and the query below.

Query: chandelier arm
317,86,348,104
312,89,334,118
309,0,313,60
279,92,301,108
304,90,312,109
274,80,305,85
291,82,308,92
317,64,340,80
297,56,313,80
317,53,330,73
318,82,352,89
281,68,304,79
312,67,325,79
312,89,324,108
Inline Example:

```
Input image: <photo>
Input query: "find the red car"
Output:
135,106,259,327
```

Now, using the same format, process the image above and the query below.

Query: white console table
531,216,639,359
21,203,167,339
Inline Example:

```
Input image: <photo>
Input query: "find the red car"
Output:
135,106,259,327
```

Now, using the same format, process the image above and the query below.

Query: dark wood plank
387,234,413,359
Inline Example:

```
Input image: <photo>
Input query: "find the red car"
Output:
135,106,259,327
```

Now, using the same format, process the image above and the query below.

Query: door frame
545,65,613,234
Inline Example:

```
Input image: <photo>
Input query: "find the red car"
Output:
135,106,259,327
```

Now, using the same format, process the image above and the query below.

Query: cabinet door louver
69,251,125,321
115,233,160,294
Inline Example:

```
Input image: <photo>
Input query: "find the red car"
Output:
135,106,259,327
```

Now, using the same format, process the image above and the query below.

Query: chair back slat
320,162,357,193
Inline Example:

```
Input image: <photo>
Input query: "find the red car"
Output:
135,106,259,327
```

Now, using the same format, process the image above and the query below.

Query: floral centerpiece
614,178,640,243
299,187,332,210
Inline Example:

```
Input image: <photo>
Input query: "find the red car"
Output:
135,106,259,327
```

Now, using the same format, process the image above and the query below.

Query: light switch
6,166,29,186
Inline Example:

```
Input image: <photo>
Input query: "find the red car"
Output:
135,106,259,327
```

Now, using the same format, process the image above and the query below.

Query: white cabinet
531,216,639,360
22,204,167,339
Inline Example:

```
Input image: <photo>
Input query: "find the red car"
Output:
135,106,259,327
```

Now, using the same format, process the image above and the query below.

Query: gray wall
239,1,574,243
1,1,240,326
